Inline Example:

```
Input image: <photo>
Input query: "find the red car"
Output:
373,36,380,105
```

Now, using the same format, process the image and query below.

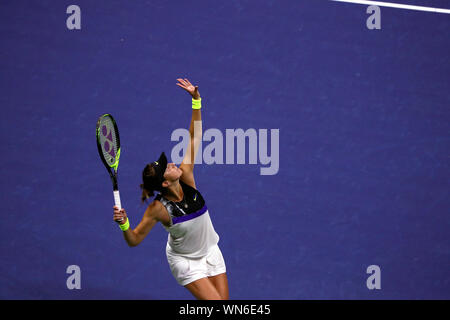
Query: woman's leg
208,273,229,300
184,277,223,300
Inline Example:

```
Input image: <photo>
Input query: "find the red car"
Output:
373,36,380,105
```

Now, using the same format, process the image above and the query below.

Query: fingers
176,78,199,98
176,78,195,88
113,215,123,222
177,78,188,87
113,215,125,223
113,206,126,222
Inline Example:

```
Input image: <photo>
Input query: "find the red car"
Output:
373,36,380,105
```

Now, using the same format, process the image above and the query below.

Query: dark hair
140,164,166,203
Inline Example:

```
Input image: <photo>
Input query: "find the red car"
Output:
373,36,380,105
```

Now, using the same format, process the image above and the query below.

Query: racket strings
99,118,119,166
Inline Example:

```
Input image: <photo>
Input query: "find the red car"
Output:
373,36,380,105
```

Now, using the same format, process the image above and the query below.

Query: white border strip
331,0,450,14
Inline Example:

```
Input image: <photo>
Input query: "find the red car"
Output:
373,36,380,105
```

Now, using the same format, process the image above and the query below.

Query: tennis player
113,78,229,300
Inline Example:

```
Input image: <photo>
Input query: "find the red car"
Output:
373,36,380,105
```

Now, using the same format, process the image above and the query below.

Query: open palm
176,78,200,99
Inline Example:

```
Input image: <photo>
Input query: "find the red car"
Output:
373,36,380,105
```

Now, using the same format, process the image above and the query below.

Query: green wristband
192,98,202,110
119,218,130,231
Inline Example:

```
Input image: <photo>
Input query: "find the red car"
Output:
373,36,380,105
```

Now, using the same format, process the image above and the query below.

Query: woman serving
113,78,229,300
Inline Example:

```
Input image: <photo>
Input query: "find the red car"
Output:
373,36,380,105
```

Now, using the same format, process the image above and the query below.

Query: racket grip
113,190,122,210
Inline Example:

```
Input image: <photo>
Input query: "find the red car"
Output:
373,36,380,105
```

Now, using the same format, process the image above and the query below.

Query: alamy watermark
366,5,381,30
170,122,280,175
66,5,81,30
66,265,81,289
366,265,381,290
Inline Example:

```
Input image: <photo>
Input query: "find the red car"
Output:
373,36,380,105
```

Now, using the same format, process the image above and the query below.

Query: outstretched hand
176,78,200,100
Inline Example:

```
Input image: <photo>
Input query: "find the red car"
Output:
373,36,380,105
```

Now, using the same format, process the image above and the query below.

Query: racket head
96,114,121,175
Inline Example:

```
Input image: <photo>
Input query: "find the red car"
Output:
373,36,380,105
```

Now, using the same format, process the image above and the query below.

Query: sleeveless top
155,180,219,258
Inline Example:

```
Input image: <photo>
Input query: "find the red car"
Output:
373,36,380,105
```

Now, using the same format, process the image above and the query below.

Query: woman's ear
162,180,169,188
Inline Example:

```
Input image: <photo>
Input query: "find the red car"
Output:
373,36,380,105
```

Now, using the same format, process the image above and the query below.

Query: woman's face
163,163,182,182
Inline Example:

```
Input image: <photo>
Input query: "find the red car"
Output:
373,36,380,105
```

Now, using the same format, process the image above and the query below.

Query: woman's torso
154,180,219,258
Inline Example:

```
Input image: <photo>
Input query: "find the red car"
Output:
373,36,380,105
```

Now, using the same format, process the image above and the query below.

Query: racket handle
113,190,122,210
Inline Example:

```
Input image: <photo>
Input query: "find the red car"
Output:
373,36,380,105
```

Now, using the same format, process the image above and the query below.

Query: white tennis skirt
166,244,227,286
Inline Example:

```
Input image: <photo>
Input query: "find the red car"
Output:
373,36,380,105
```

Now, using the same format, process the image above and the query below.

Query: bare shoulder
148,199,172,226
145,200,165,221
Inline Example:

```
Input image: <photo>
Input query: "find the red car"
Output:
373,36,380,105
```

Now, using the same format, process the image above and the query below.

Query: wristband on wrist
192,98,202,110
119,217,130,231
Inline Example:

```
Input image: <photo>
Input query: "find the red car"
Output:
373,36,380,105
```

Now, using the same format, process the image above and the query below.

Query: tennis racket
96,114,122,217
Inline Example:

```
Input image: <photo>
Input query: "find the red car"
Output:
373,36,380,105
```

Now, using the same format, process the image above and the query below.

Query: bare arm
113,203,160,247
176,78,202,189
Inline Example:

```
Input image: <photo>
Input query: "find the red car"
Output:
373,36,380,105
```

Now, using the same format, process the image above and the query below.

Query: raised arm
176,78,202,189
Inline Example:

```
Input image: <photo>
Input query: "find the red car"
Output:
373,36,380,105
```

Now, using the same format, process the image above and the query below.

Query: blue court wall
0,0,449,299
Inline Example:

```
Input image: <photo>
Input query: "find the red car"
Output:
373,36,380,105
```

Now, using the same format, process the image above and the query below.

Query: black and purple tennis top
156,180,219,258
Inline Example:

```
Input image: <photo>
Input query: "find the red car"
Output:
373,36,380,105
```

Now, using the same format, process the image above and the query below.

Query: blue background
0,0,449,299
